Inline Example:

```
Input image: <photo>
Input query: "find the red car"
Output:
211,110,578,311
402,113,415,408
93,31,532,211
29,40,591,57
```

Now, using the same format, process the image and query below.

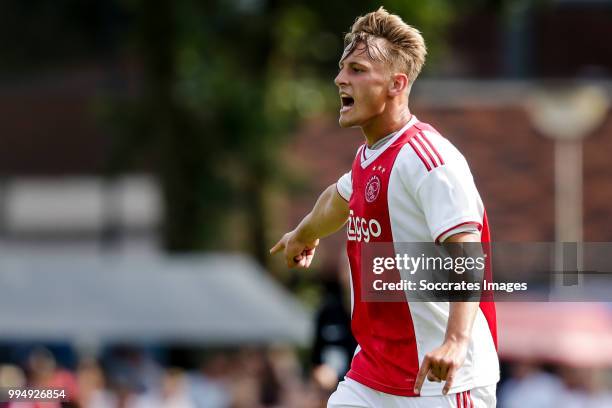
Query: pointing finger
442,365,457,395
270,240,284,254
414,356,431,394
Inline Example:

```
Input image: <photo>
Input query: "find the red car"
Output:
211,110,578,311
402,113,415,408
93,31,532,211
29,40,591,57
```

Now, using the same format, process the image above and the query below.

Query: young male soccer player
270,8,499,407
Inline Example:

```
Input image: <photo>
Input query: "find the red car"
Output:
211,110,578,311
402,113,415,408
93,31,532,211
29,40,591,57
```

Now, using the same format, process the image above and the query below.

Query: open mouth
340,95,354,111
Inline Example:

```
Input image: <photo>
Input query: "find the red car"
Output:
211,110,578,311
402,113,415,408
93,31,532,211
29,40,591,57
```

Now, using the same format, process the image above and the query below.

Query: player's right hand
269,231,319,268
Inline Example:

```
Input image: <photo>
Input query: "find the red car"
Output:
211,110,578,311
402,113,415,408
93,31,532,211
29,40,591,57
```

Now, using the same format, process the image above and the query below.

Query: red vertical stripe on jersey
415,134,439,168
345,125,422,396
480,210,498,349
456,392,462,408
419,131,445,165
463,391,469,408
408,140,432,171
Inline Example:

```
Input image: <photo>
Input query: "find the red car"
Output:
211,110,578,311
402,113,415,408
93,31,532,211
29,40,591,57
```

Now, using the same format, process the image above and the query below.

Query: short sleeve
336,171,352,202
437,224,480,243
416,158,483,243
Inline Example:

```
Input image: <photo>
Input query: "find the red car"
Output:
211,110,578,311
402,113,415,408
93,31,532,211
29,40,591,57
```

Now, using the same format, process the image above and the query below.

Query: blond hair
343,7,427,83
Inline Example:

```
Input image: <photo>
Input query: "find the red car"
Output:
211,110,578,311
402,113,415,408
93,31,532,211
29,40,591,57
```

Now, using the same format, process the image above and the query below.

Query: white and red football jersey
336,116,499,397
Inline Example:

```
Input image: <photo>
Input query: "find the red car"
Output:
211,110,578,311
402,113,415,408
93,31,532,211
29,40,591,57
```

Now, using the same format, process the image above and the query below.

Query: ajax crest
365,175,381,203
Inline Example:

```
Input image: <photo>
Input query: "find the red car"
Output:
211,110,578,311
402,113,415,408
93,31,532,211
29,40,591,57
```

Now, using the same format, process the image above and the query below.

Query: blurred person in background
227,348,283,408
75,357,114,408
498,360,562,408
0,363,27,408
499,361,612,408
129,367,195,408
552,365,612,408
267,346,322,408
108,376,141,408
103,346,163,395
271,7,499,407
311,264,357,393
26,347,78,407
189,353,231,408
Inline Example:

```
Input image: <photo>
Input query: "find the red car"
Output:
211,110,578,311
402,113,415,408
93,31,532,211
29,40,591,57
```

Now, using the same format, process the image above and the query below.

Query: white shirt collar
360,115,418,168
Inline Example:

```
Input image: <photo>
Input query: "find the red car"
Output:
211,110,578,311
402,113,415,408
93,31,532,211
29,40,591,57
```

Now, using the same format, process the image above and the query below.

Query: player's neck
362,107,412,148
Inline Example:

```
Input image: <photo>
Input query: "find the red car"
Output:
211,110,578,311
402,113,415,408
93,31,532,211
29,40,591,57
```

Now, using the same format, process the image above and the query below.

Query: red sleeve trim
435,221,482,244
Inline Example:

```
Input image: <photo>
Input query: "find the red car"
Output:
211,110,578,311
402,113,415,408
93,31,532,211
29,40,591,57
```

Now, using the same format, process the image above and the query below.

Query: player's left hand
413,338,469,395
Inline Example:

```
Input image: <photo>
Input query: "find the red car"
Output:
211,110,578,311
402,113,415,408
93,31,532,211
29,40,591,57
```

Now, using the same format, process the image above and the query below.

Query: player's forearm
444,231,481,344
445,301,479,344
295,184,349,242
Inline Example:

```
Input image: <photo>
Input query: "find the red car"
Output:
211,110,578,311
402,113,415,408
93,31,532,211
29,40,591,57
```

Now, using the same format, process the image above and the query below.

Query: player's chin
338,112,358,128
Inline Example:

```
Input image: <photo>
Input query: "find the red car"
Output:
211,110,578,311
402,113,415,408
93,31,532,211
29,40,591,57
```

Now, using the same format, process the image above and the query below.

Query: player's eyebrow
339,60,368,69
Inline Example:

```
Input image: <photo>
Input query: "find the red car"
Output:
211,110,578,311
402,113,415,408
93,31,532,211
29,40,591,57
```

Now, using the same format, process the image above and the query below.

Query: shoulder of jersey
397,125,463,175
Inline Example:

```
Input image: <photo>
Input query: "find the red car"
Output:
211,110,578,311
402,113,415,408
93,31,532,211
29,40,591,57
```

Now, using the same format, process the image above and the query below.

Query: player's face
334,42,390,129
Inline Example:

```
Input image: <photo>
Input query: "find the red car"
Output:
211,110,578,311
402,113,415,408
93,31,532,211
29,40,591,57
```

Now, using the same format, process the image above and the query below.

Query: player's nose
334,69,348,87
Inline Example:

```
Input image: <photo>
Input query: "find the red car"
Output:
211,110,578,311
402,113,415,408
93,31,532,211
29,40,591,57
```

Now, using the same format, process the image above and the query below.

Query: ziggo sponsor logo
347,210,381,242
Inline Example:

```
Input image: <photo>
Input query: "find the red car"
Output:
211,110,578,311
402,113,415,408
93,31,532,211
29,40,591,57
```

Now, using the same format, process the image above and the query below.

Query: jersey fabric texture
335,116,499,397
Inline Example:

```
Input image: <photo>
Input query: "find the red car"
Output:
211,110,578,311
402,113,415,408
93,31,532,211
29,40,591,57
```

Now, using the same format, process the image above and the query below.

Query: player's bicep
329,184,350,221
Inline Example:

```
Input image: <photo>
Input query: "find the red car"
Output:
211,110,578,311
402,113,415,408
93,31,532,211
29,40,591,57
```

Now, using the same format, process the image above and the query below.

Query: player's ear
388,73,409,97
